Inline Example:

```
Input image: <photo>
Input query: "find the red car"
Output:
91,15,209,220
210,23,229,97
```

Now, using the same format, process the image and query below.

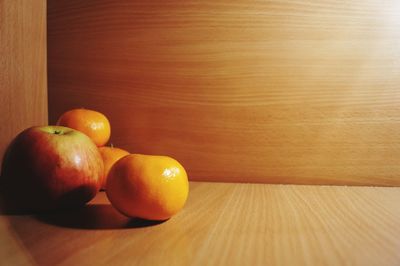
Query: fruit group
57,108,111,147
98,146,130,190
0,126,104,212
106,154,189,220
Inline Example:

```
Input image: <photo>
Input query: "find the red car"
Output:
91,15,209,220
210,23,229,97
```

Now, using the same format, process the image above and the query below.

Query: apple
0,126,104,212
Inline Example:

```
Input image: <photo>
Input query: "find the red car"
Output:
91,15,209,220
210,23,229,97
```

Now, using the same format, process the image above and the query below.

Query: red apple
0,126,104,212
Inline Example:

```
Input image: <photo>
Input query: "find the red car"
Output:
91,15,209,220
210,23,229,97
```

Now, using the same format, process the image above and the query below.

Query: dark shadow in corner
34,204,166,230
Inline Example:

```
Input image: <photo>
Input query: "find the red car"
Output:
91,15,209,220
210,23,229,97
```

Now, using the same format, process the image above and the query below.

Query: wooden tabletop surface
1,182,400,266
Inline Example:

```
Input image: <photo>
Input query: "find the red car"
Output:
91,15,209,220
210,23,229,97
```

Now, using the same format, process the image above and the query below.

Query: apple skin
0,126,104,212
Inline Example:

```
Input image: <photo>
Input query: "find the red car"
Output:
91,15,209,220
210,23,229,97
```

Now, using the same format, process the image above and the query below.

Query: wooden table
1,182,400,266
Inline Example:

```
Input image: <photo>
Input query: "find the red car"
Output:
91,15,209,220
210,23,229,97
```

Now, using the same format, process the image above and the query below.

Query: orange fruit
106,154,189,220
56,108,111,147
98,146,130,190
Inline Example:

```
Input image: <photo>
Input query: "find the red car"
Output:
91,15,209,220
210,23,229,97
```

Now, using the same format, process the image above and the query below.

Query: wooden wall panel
0,0,47,169
48,0,400,186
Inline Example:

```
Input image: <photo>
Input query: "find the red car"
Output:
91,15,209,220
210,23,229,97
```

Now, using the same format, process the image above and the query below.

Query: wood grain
0,0,47,169
47,0,400,185
1,182,399,265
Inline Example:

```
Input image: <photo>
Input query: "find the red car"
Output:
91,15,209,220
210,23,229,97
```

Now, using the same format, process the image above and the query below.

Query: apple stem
54,130,62,134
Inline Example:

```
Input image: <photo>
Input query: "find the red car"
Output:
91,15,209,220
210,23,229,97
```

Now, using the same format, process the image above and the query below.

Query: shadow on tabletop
34,204,166,230
0,201,165,230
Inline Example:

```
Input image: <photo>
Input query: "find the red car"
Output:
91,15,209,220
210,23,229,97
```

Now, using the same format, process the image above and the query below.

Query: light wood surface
0,0,47,169
48,0,400,185
1,182,399,266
